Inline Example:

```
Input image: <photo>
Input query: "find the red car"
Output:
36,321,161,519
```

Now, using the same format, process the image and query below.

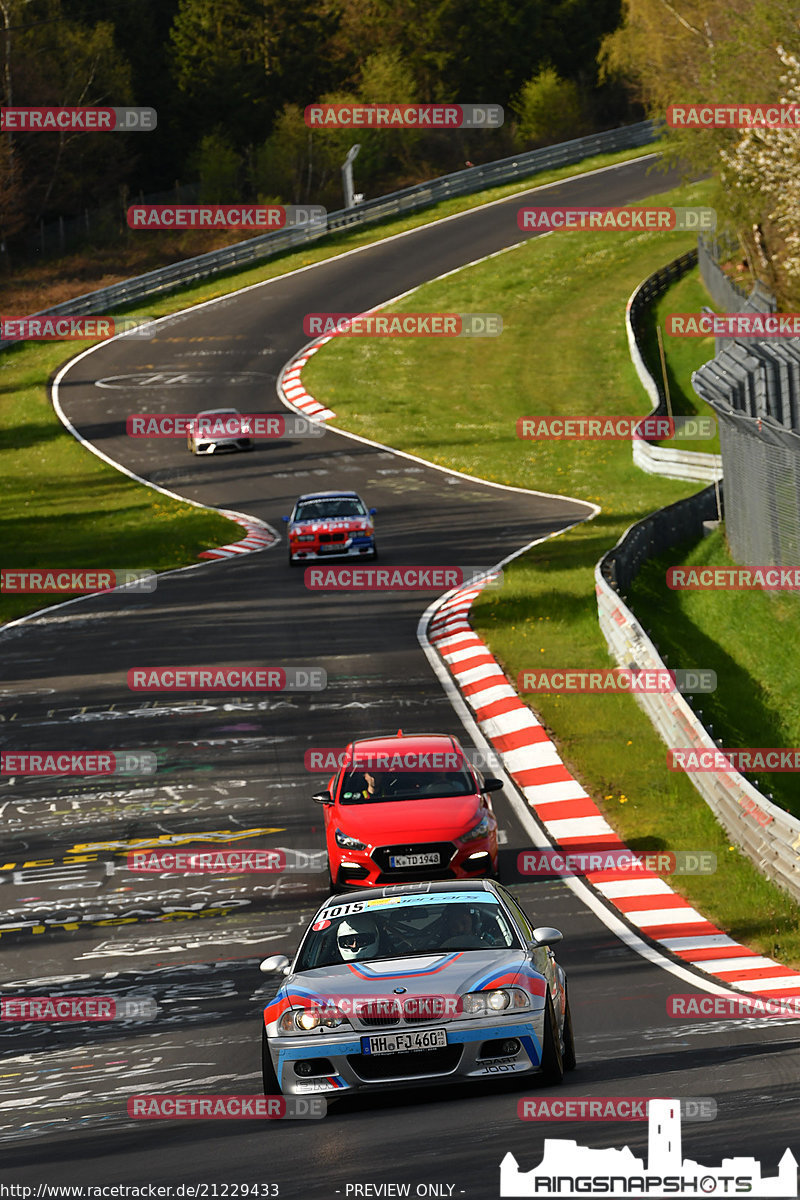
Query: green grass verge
0,343,239,625
1,140,663,628
302,175,800,966
630,527,800,821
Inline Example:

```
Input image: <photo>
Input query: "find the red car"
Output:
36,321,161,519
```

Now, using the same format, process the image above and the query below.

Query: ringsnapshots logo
127,847,327,874
1,995,157,1021
126,667,327,692
0,106,156,131
127,413,324,439
127,205,326,230
517,668,717,694
500,1097,798,1197
518,1097,717,1123
1,568,155,594
517,416,716,441
303,746,504,774
1,315,158,342
304,103,503,129
304,566,503,591
667,566,800,591
668,748,800,772
127,1095,325,1120
667,312,800,338
1,751,157,777
667,103,800,128
517,848,716,877
303,313,502,337
517,206,716,232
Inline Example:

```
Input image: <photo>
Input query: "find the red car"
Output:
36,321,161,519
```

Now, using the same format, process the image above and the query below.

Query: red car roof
347,733,463,757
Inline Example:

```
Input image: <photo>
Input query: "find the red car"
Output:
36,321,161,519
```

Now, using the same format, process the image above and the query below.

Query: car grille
372,842,456,876
320,533,346,543
347,1046,462,1081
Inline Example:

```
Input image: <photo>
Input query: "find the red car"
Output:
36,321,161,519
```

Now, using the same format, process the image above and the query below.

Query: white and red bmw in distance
313,732,501,889
283,490,377,566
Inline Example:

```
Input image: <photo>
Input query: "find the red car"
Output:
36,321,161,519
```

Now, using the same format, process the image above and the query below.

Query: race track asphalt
2,154,799,1196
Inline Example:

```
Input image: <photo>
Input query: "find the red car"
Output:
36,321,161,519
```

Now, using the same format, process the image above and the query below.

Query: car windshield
339,767,474,803
294,498,366,520
294,897,521,971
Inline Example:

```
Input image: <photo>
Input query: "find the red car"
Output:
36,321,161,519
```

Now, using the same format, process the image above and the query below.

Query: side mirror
260,954,291,975
369,507,377,515
531,926,563,948
281,515,290,523
482,777,504,792
312,790,333,804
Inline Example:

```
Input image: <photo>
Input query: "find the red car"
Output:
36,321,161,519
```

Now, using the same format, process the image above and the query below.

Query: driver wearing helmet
336,914,381,961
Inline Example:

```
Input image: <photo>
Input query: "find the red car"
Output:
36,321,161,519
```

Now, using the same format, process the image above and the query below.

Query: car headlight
460,988,532,1016
335,828,367,851
277,1006,352,1035
460,812,490,842
293,534,316,543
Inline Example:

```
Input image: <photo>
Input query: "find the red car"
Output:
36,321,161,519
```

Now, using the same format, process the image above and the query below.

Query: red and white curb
198,510,277,559
428,575,800,1000
279,338,336,421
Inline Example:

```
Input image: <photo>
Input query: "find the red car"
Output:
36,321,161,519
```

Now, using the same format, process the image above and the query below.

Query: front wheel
262,1026,282,1095
539,994,564,1085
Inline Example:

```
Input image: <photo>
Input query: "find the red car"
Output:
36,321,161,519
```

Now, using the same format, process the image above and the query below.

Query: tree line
0,0,626,248
1,0,798,306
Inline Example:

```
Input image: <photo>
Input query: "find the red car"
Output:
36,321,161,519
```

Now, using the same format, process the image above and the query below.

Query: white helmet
337,915,379,961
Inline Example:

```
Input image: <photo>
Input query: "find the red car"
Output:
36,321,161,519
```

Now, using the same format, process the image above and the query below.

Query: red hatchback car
313,732,501,890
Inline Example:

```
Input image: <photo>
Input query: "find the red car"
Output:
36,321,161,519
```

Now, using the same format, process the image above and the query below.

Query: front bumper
331,835,497,888
289,539,375,562
192,438,252,454
268,1017,544,1096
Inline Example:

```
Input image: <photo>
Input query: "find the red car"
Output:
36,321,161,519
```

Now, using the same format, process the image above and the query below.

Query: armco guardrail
596,489,800,905
0,119,662,352
626,248,722,482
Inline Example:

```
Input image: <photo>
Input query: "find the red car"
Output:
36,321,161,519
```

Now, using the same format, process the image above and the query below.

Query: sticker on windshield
364,891,494,910
319,900,367,918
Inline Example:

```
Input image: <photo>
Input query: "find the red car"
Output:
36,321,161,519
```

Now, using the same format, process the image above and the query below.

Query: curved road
2,156,799,1195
